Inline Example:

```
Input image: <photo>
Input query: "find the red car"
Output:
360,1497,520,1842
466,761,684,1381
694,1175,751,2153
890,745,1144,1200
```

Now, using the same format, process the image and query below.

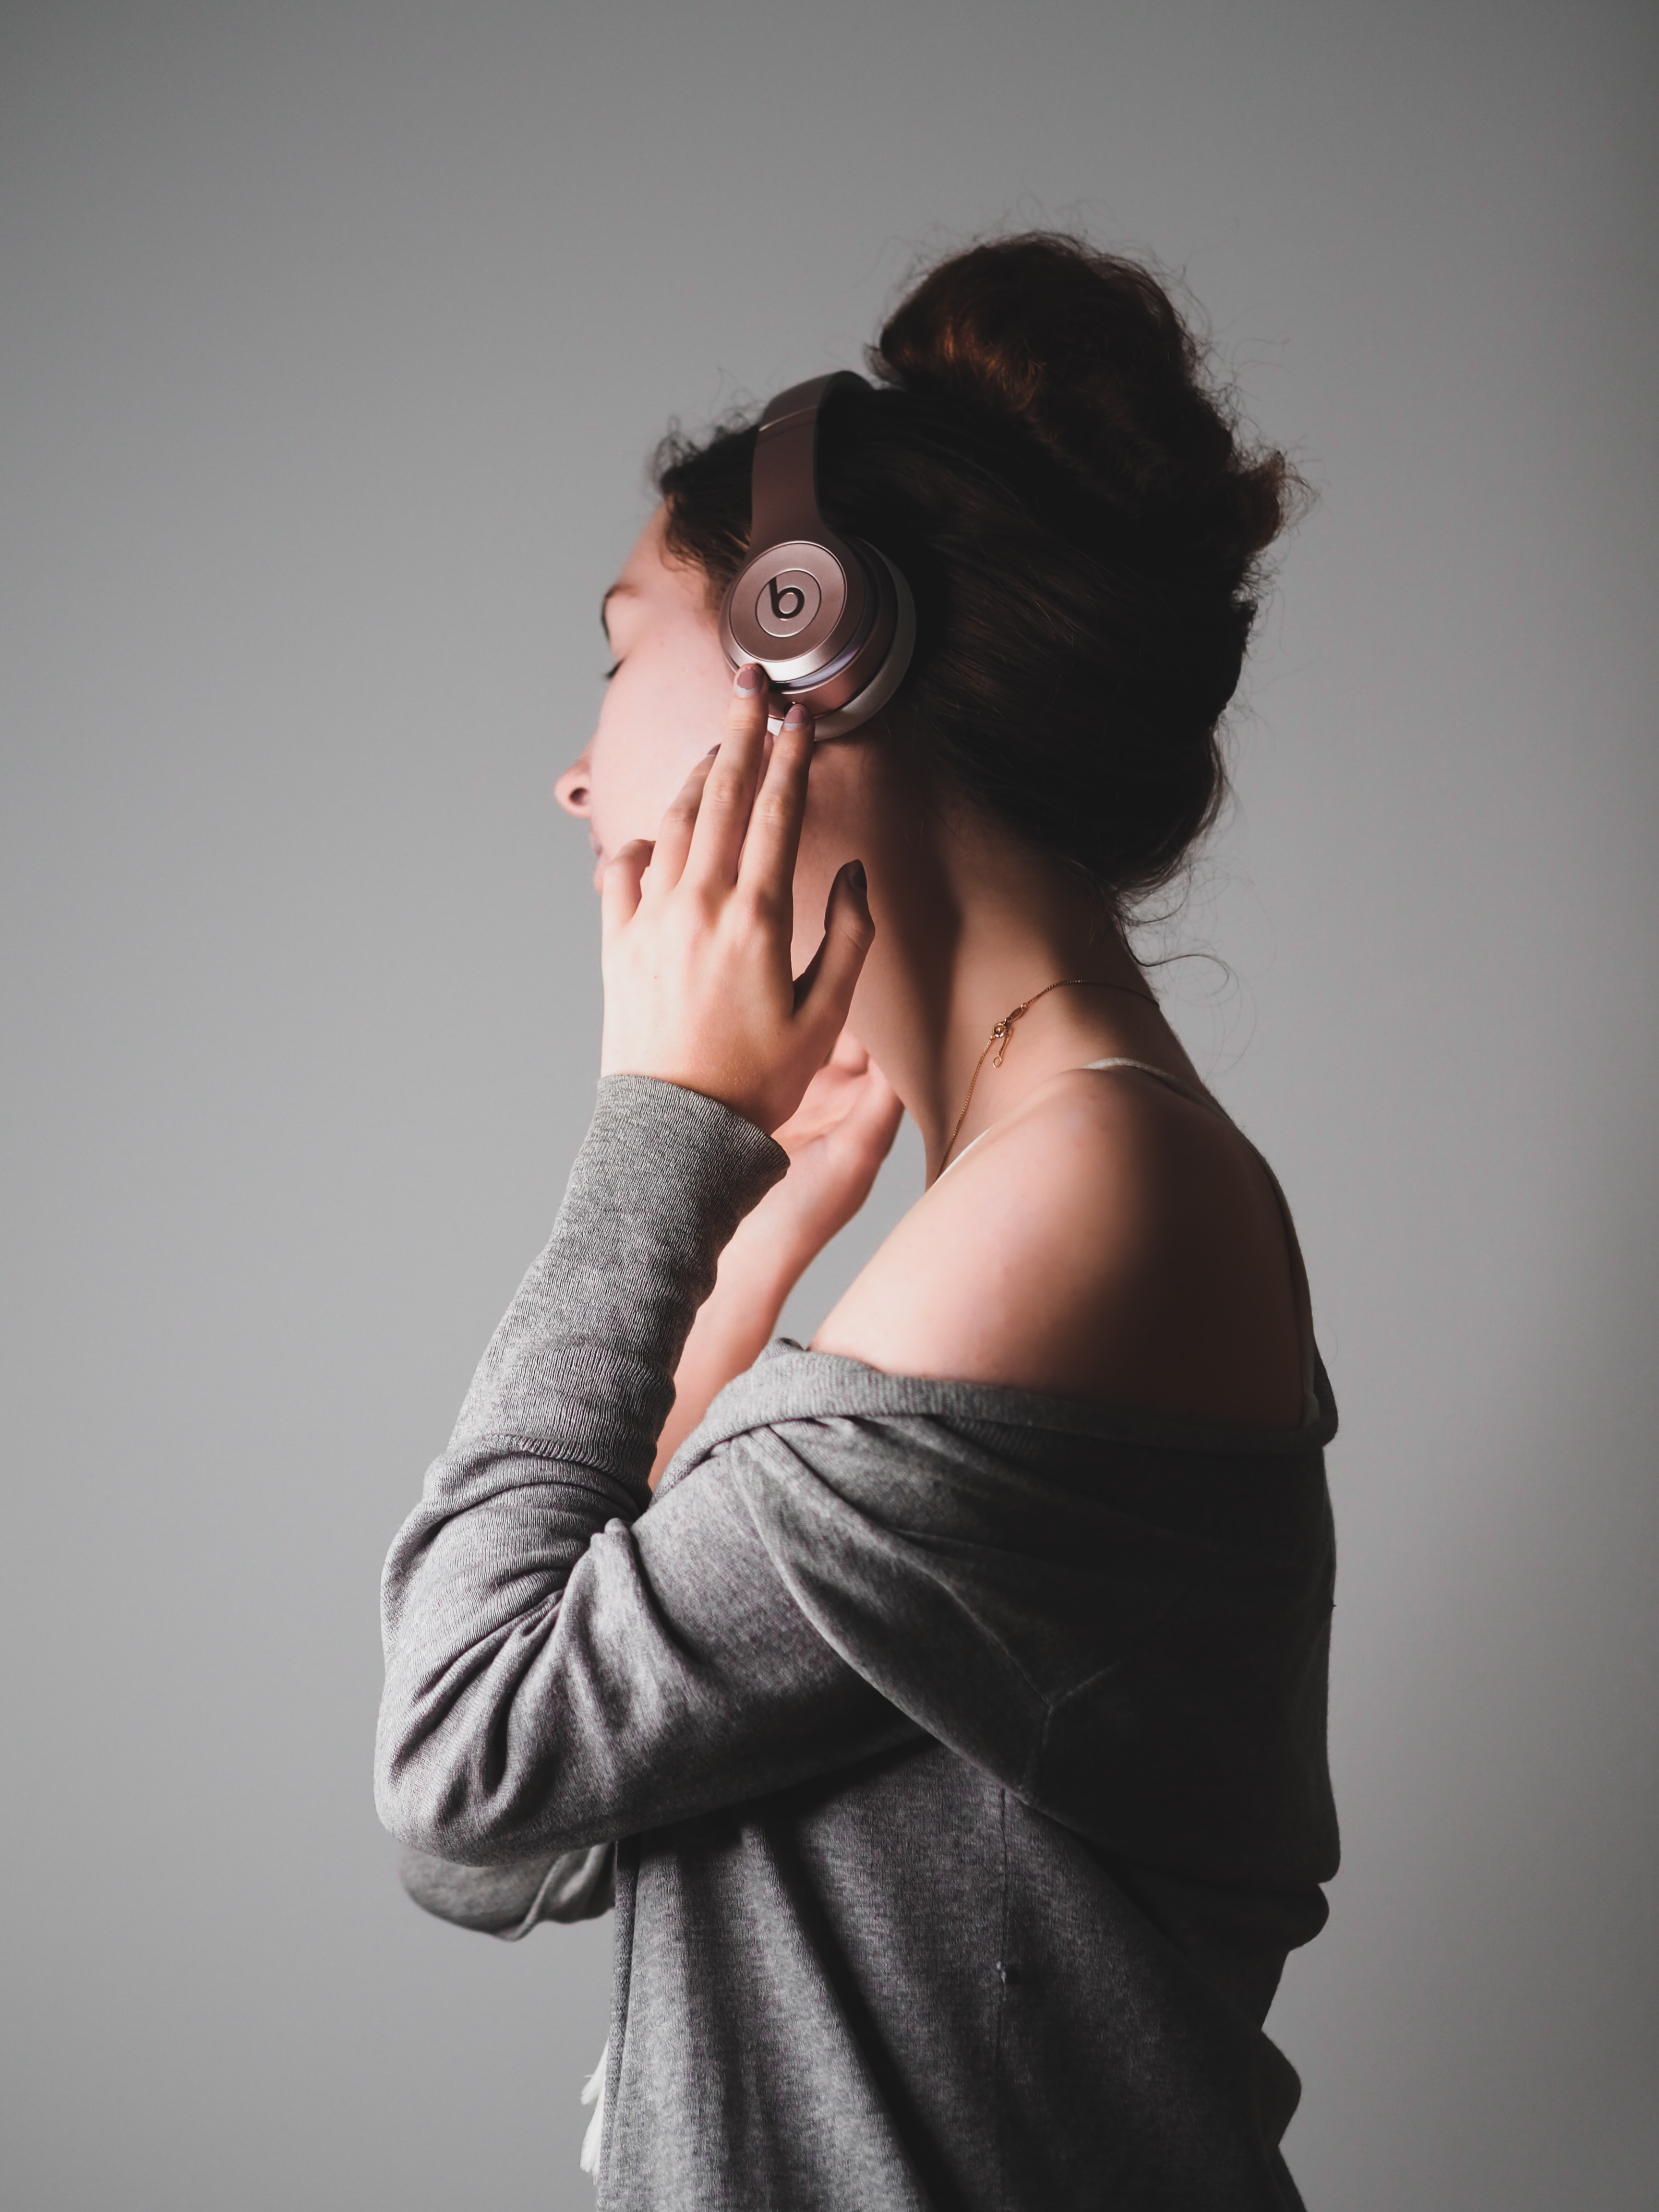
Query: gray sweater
376,1077,1338,2210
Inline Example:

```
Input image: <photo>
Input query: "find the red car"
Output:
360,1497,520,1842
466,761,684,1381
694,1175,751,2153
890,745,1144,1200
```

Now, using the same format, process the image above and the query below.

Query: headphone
718,372,916,739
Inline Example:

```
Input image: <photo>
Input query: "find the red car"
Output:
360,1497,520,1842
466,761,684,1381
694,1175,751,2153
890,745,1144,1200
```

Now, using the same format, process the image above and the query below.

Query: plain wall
2,2,1655,2206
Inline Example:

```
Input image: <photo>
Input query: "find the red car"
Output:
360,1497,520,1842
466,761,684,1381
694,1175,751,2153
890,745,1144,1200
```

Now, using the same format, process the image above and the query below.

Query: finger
805,1024,868,1082
600,838,653,942
684,663,772,887
737,701,814,910
648,749,719,893
853,1055,904,1142
826,1027,872,1075
792,860,875,1044
841,1055,905,1164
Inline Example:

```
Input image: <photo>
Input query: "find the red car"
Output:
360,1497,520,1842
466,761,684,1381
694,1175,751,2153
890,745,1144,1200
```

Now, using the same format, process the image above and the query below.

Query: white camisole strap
1079,1056,1216,1113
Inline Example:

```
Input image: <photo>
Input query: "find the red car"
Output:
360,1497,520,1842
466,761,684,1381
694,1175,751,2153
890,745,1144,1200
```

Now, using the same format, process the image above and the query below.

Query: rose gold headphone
718,372,915,739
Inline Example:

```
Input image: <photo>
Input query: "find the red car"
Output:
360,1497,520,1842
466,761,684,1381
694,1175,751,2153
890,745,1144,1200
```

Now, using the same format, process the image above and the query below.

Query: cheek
589,641,733,850
584,712,668,852
588,690,705,847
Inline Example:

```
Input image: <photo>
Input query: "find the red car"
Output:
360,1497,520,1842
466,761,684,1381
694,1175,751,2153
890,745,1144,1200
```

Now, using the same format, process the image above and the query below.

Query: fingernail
847,860,867,896
705,745,720,758
782,702,811,731
734,662,765,694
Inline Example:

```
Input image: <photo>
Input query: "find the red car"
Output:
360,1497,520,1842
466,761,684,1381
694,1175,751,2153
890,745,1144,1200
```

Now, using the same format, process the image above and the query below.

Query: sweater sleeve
395,1839,616,1936
374,1075,919,1868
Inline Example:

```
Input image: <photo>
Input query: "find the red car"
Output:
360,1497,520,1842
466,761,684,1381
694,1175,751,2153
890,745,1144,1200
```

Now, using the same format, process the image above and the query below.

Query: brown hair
655,234,1300,909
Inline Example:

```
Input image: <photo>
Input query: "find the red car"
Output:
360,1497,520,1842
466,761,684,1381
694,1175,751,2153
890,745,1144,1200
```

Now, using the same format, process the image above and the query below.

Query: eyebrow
600,581,637,639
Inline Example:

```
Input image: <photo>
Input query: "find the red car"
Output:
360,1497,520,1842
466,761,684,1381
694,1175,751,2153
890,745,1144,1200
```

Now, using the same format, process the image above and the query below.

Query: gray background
2,1,1655,2206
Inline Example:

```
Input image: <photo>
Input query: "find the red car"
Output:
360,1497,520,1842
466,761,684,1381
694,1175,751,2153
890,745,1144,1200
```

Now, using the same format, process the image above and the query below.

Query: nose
554,757,592,817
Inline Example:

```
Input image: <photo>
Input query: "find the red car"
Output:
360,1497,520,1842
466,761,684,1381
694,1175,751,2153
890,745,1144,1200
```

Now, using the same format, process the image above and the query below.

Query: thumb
600,839,653,945
793,861,875,1038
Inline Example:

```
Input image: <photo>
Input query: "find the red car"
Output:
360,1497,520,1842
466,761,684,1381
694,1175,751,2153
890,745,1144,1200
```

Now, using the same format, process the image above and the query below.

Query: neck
846,799,1199,1182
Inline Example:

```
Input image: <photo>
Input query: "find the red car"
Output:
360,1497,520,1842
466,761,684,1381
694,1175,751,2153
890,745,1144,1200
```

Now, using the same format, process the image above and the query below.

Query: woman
376,234,1337,2210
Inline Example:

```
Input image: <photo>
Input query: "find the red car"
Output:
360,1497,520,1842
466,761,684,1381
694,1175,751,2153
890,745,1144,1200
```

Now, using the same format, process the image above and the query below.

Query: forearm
650,1213,808,1481
649,1042,906,1481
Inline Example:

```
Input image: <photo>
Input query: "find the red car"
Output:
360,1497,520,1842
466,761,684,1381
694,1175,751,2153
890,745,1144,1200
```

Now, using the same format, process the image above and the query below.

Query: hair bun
657,230,1305,907
870,234,1288,577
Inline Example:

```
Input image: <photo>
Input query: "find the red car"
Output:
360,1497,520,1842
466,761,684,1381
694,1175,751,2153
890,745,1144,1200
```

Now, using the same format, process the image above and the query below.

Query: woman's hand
765,1028,904,1261
599,667,875,1135
649,1027,903,1484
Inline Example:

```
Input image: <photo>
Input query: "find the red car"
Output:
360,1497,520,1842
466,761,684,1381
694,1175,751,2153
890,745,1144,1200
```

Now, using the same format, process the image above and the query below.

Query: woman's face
557,506,887,977
555,507,741,890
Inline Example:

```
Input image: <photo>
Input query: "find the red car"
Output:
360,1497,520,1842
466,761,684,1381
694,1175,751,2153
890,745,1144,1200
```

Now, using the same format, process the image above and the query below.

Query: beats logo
755,568,821,637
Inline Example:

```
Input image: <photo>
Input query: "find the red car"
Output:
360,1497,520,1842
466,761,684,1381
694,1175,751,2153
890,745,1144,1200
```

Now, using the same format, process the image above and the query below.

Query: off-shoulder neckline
658,1335,1337,1496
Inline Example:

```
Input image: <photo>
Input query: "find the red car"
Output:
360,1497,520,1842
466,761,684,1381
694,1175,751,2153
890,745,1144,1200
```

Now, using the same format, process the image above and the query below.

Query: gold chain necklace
939,976,1158,1172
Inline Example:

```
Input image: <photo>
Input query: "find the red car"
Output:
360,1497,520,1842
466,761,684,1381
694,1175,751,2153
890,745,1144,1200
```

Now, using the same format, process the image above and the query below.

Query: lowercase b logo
754,567,821,637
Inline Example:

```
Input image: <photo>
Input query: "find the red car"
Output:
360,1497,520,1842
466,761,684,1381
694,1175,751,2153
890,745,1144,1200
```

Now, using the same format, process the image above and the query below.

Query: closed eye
603,661,620,681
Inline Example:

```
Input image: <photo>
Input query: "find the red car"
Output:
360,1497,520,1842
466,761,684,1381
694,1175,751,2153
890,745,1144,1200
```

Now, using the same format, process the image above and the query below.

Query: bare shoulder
811,1066,1306,1428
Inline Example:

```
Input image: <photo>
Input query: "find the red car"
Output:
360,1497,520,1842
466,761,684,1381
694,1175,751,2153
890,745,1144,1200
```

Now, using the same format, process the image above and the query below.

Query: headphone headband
717,372,915,740
748,372,867,545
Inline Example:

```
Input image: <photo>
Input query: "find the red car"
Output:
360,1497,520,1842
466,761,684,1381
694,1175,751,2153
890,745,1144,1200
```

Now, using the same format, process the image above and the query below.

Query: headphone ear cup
720,371,917,735
809,549,916,739
720,538,864,681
